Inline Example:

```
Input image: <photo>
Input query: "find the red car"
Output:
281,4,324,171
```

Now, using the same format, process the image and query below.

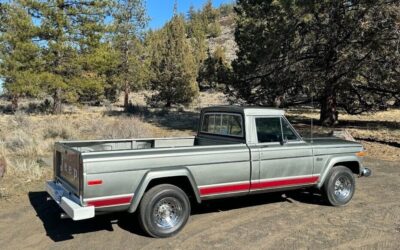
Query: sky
0,0,234,93
147,0,234,29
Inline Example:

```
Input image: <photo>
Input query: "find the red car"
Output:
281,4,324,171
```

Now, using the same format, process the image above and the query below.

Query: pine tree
21,0,111,114
149,13,199,107
0,2,41,111
110,0,149,111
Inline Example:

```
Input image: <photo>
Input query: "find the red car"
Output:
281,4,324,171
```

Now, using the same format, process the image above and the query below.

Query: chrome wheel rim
334,176,352,200
152,197,183,230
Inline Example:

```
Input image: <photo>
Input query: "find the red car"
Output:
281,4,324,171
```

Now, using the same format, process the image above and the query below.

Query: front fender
316,155,361,189
128,168,200,213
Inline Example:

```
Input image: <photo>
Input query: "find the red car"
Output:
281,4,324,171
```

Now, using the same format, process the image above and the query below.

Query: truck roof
201,105,285,116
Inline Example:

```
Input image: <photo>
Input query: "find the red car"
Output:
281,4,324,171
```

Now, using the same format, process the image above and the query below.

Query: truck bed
54,136,250,202
59,133,246,153
61,137,197,153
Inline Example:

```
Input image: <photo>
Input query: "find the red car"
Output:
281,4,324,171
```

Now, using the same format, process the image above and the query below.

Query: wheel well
334,161,360,174
145,176,200,204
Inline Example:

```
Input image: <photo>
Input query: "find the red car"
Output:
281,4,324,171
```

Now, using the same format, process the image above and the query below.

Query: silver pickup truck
46,106,371,237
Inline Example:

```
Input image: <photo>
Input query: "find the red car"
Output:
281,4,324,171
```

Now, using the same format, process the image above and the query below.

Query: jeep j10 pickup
46,106,371,237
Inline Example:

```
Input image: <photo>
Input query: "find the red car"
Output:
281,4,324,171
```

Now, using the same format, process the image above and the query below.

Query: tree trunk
52,88,62,114
320,85,338,127
10,94,19,112
124,84,130,111
0,156,6,178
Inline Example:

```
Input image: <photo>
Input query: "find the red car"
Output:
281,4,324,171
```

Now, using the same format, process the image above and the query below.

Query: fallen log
331,129,356,141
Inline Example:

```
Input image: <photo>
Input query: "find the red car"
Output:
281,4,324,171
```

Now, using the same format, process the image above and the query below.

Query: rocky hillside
208,12,237,63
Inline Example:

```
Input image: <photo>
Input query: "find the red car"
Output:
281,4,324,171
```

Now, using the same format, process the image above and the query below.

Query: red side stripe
199,182,250,196
87,196,133,207
251,176,319,190
199,176,319,196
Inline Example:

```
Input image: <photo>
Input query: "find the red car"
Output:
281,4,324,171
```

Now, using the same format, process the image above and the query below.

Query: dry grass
359,140,400,162
287,108,400,145
288,108,400,162
0,109,192,200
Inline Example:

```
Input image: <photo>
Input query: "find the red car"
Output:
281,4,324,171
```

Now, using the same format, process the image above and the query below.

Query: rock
208,15,238,63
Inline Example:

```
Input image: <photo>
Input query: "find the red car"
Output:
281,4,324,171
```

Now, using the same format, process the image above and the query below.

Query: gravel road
0,158,399,250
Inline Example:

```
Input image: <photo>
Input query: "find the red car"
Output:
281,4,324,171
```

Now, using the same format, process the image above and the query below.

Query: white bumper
46,181,95,221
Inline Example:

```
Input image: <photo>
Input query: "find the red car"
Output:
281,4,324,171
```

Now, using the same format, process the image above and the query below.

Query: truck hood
303,137,362,148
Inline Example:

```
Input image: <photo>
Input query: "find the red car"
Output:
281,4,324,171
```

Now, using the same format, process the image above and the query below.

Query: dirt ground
0,158,399,250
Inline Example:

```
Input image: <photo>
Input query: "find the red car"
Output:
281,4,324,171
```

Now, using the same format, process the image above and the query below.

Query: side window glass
281,118,299,141
202,114,214,133
228,115,242,136
214,114,222,134
255,117,282,143
220,115,229,135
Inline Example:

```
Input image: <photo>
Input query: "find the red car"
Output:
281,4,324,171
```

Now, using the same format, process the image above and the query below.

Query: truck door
248,116,316,193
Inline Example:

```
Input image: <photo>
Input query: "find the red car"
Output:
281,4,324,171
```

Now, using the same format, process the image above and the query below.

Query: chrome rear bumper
46,181,95,221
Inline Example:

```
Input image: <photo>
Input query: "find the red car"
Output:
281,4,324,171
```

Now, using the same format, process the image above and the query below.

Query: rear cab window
201,113,243,137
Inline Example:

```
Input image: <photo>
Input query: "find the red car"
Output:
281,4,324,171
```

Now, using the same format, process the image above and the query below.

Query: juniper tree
187,0,222,69
148,13,199,107
231,0,400,126
198,46,230,90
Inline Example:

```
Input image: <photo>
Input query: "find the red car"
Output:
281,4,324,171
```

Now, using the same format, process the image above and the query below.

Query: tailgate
54,143,82,195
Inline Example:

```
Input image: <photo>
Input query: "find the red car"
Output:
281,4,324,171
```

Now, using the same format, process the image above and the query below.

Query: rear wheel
138,184,190,238
322,166,355,206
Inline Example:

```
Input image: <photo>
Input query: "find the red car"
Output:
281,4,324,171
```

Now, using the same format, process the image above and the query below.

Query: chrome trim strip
83,148,249,163
59,136,196,144
91,203,131,209
255,174,320,183
198,180,250,189
200,190,249,198
250,184,315,194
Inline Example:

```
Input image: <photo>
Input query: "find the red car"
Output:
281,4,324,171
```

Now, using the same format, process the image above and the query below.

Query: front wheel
322,166,355,206
138,184,191,238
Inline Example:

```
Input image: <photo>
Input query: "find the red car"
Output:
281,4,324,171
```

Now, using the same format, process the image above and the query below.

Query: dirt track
0,158,399,250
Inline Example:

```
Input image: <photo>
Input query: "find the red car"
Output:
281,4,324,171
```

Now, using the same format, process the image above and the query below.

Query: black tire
322,166,355,206
138,184,191,238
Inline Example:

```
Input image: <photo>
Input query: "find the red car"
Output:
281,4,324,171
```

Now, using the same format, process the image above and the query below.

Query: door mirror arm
280,137,288,145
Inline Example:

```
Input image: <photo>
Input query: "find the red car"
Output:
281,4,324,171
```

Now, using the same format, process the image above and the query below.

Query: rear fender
128,168,200,213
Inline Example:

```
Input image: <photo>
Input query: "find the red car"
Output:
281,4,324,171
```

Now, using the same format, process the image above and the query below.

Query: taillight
87,179,103,186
